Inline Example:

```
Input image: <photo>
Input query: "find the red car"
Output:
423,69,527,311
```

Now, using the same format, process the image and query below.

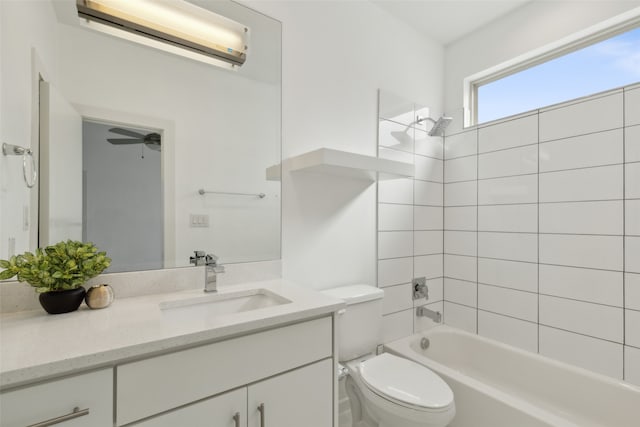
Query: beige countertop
0,280,343,390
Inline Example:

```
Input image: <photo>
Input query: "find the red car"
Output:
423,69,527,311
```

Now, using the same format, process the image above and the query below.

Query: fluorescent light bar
77,0,249,67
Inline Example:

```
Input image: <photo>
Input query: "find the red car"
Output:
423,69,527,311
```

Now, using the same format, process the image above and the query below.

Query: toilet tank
321,285,384,362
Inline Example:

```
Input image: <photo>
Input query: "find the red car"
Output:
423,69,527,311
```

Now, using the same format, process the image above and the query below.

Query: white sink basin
159,288,291,317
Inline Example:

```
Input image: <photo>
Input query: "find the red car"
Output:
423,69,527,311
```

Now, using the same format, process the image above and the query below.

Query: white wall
0,0,58,259
245,1,444,289
444,0,640,134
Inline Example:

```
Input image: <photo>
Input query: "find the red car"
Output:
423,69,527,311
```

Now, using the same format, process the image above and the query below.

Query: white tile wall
444,181,477,206
539,325,623,379
378,231,413,259
478,258,537,293
478,145,538,179
382,283,413,315
627,200,640,236
625,125,640,163
441,85,638,383
539,92,623,142
478,232,537,263
539,234,623,271
414,206,443,230
415,254,443,279
444,231,476,257
444,278,477,307
423,277,444,304
378,257,413,288
415,155,444,182
445,206,477,230
627,162,640,199
479,114,538,154
443,302,477,333
624,345,640,386
478,284,537,322
444,156,477,183
478,174,537,205
478,310,538,353
382,309,413,343
539,295,623,342
624,87,640,127
626,237,640,274
539,165,623,202
444,130,477,159
539,201,623,235
626,273,640,311
415,180,443,206
444,254,477,282
415,131,444,159
539,264,623,307
379,146,414,163
478,204,537,233
414,230,443,256
538,129,623,172
379,178,413,204
378,203,413,231
626,309,640,348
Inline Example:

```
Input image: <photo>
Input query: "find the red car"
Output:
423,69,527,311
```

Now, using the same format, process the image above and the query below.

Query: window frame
463,8,640,127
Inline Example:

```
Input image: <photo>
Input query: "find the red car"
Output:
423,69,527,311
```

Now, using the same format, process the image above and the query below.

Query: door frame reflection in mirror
39,102,177,270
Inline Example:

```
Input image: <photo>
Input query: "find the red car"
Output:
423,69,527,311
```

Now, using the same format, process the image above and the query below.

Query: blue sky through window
478,26,640,124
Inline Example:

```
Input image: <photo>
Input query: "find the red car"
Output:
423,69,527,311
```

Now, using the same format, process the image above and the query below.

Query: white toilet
322,285,455,427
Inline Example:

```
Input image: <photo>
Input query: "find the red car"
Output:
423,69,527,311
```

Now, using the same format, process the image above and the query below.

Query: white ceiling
372,0,532,45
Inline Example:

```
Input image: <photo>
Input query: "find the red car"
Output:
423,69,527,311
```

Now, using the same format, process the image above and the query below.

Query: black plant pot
39,287,86,315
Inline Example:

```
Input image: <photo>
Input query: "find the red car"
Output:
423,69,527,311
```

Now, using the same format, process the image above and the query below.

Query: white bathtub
385,326,640,427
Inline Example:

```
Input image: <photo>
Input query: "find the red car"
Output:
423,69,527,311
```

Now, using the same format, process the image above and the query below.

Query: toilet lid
359,353,453,410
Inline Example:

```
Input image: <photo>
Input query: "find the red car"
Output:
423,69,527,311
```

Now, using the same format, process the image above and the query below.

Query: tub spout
416,306,442,323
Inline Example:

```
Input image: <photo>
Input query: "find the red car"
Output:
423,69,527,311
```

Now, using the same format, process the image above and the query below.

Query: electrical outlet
189,214,209,228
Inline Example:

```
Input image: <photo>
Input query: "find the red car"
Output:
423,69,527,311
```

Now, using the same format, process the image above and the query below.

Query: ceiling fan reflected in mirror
107,127,161,152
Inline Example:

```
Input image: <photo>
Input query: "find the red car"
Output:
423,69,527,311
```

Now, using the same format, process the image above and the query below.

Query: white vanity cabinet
131,359,333,427
0,368,113,427
117,317,334,426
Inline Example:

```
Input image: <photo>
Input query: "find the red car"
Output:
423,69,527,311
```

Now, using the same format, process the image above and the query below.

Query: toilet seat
358,353,454,412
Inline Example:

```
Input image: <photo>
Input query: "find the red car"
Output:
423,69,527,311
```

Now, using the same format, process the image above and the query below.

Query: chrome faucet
416,306,442,323
190,251,225,293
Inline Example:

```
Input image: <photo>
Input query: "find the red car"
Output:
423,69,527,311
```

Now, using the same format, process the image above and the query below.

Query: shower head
418,115,453,137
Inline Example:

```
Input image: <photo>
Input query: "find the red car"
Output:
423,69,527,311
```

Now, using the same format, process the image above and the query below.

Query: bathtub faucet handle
413,277,428,300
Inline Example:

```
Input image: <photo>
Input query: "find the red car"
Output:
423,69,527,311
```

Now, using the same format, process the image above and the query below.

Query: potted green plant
0,240,111,314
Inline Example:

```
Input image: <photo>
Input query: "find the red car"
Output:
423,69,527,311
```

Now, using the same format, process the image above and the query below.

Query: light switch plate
189,214,209,228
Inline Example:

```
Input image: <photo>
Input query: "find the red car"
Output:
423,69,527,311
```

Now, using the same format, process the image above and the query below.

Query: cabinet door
0,369,112,427
247,359,333,427
130,388,246,427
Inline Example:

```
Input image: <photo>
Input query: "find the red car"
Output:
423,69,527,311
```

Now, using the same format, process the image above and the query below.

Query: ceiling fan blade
146,142,162,152
107,138,143,145
109,128,147,139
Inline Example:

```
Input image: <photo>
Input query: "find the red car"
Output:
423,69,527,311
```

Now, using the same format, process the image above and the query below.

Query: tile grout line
623,88,626,380
476,128,480,334
537,109,541,354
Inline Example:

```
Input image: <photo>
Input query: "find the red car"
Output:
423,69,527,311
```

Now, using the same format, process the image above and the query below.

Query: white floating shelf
278,148,413,181
266,164,281,181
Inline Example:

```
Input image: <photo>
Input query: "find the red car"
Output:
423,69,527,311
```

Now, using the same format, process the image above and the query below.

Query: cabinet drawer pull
233,411,240,427
26,406,89,427
257,403,265,427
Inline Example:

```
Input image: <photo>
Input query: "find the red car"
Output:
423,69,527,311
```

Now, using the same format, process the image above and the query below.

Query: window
471,23,640,125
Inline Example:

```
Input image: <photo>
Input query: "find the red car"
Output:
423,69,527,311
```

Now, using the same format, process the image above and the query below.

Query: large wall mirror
0,0,281,273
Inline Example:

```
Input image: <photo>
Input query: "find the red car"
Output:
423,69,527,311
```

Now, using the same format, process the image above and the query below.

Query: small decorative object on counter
85,284,114,309
0,240,111,314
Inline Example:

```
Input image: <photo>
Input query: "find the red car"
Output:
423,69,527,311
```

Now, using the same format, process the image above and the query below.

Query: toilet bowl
344,353,455,427
321,285,455,427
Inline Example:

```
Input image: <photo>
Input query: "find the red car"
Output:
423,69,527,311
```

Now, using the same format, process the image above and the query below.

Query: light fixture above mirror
76,0,249,69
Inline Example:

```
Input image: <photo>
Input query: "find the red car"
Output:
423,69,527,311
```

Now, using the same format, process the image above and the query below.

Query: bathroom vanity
0,281,343,427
